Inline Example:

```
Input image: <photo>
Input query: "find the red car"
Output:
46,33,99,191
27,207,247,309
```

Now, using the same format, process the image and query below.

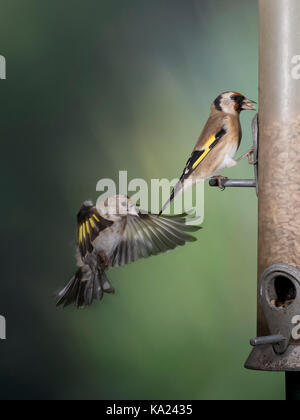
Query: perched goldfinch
160,92,256,214
56,195,201,308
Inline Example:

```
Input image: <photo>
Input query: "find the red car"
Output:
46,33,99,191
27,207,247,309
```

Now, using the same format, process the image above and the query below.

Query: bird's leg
210,175,228,191
98,251,110,270
236,147,257,165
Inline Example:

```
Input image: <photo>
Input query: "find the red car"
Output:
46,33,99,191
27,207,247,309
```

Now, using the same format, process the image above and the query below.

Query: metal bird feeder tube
244,0,300,399
207,0,300,398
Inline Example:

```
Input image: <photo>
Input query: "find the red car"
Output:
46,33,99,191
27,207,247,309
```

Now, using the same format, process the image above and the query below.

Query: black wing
159,127,227,214
77,202,113,258
180,127,227,182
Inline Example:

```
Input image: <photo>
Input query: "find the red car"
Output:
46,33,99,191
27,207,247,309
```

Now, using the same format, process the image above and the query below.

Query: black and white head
213,91,256,115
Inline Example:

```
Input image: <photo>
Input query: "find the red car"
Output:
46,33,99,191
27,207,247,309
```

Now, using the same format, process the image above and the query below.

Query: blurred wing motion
77,204,113,258
110,213,201,268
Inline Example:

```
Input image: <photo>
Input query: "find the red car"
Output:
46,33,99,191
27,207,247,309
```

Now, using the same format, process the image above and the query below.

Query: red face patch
234,102,241,113
232,92,243,97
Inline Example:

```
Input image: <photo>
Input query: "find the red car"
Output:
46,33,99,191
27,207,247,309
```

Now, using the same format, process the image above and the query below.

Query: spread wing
77,204,113,258
109,213,201,268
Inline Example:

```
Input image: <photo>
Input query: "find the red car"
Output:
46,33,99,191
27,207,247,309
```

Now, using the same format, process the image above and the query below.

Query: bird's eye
231,94,244,103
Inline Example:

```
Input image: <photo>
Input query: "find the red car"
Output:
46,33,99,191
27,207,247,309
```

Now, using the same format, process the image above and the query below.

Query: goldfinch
56,195,201,308
160,92,256,214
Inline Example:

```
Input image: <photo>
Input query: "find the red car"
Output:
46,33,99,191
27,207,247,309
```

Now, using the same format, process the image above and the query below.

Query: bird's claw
211,175,228,191
98,251,110,270
236,147,257,165
247,147,257,165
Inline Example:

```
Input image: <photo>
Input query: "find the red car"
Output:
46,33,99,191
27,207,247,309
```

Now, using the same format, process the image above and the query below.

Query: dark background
0,0,283,399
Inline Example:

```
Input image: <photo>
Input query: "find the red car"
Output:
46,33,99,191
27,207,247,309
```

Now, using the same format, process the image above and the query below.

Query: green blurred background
0,0,284,400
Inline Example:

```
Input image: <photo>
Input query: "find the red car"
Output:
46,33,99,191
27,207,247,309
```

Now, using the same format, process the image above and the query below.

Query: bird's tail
159,178,194,216
159,180,183,216
56,262,114,309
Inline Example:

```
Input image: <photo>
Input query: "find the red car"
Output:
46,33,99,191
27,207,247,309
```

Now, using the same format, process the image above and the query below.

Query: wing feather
109,213,201,268
181,127,227,183
160,125,227,215
77,203,113,259
133,217,169,255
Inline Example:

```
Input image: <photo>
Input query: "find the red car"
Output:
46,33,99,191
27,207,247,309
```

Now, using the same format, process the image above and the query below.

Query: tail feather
56,264,114,309
159,180,183,216
160,176,196,215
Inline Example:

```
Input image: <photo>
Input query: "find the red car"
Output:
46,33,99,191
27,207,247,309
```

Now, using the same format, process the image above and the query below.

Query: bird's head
97,194,138,219
213,92,256,115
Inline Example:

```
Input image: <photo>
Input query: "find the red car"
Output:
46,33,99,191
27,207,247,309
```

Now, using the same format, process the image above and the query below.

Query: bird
56,195,201,308
160,91,256,215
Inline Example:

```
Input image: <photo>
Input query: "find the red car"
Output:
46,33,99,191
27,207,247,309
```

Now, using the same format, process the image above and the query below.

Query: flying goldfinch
56,195,201,308
160,92,256,214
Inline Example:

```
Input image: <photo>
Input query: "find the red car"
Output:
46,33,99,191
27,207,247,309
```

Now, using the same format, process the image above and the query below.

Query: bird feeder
245,1,300,395
210,0,300,400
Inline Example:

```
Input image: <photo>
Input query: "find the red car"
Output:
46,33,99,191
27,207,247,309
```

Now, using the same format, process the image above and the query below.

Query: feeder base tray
245,345,300,371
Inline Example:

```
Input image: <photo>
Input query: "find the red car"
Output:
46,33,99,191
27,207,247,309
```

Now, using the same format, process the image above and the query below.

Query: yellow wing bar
76,204,114,258
192,134,216,170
